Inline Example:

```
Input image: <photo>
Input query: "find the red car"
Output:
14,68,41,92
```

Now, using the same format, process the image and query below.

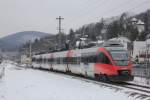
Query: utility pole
144,12,150,84
101,18,107,41
144,13,149,35
56,16,64,48
56,16,64,34
29,40,32,67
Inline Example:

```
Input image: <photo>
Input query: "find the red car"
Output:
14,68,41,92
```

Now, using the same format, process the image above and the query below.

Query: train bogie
68,65,81,74
52,64,67,72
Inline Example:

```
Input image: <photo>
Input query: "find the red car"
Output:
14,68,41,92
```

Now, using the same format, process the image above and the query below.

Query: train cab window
39,58,42,63
48,58,51,63
32,58,35,62
43,58,47,63
81,55,97,63
49,58,54,63
98,53,111,64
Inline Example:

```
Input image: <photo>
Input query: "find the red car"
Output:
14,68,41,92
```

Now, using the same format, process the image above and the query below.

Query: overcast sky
0,0,150,37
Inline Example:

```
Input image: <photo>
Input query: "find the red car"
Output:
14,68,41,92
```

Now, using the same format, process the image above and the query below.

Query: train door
67,50,80,74
81,55,89,76
95,52,113,75
81,53,96,78
0,65,5,79
50,54,54,70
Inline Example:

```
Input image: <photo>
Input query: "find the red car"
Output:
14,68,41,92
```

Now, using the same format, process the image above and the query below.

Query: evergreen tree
69,29,76,48
106,21,119,39
126,25,139,41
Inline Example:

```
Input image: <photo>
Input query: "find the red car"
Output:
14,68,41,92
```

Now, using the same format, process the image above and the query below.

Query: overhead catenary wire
108,0,150,17
67,0,140,27
66,0,106,22
64,0,133,32
78,0,149,25
65,0,108,27
64,0,113,32
64,0,150,33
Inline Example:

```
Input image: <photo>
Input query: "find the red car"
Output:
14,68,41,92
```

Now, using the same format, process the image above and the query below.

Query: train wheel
66,67,71,73
50,68,53,71
94,74,99,80
66,69,71,73
101,75,109,82
85,72,87,77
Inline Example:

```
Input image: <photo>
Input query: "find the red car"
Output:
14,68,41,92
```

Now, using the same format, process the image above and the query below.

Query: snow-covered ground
0,61,147,100
129,77,150,87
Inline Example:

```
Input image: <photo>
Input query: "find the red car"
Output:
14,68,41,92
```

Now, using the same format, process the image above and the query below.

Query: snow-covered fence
0,65,5,79
133,67,150,84
133,67,150,77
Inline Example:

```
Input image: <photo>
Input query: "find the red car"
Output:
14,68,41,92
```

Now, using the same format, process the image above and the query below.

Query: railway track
20,66,150,99
71,76,150,99
123,82,150,92
73,76,150,96
114,82,150,96
51,70,150,99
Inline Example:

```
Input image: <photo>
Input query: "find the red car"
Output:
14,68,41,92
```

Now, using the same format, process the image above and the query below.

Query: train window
53,58,57,64
46,58,49,63
57,58,60,64
110,51,129,61
72,57,76,64
43,58,47,63
36,58,39,63
50,57,80,64
49,58,54,63
98,53,111,64
36,56,42,63
32,58,35,62
90,55,97,63
55,58,57,64
57,58,59,64
36,58,38,62
56,57,63,64
81,55,97,63
104,55,111,64
60,58,63,64
63,57,67,64
66,57,80,64
69,57,75,64
81,56,87,63
32,58,36,62
48,58,51,63
39,58,42,63
77,57,81,64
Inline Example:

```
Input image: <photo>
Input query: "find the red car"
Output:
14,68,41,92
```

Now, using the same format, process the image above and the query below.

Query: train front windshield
110,51,129,66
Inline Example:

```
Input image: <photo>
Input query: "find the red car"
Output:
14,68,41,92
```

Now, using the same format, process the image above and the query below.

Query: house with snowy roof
131,17,145,33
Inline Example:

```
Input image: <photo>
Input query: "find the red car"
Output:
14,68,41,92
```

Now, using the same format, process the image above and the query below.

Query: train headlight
118,70,129,75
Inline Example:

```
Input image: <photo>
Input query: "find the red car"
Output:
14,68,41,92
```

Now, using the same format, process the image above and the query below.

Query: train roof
102,40,124,47
32,40,125,58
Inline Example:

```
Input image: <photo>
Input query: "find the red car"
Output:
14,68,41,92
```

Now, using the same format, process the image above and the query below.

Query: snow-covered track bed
112,82,150,97
121,82,150,93
71,76,150,99
2,63,139,100
29,67,150,100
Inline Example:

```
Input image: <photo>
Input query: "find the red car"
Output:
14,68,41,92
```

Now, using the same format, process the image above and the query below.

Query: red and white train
31,41,134,82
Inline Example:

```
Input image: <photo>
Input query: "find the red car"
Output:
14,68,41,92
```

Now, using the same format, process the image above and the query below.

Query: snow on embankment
0,62,139,100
